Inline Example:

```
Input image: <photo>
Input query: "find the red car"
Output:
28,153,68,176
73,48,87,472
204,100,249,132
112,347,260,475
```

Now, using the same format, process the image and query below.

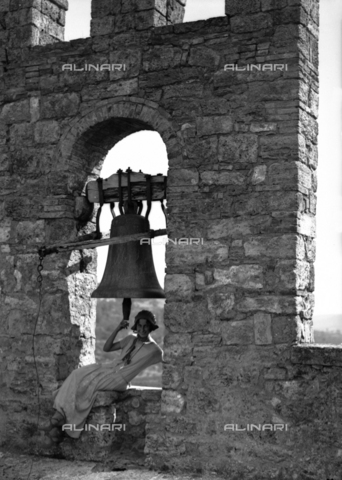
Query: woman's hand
119,319,129,330
103,320,129,352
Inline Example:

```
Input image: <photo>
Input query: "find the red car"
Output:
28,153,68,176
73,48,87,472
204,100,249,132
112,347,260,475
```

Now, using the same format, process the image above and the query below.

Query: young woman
41,310,163,444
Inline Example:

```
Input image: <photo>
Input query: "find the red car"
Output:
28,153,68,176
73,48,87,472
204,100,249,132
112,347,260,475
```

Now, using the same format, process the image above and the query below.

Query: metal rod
39,229,167,256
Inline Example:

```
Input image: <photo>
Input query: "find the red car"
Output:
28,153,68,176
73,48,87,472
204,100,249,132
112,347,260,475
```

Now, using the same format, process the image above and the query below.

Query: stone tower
1,0,341,479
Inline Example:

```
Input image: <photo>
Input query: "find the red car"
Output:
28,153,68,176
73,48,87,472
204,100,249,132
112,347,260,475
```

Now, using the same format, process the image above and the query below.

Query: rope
26,254,44,480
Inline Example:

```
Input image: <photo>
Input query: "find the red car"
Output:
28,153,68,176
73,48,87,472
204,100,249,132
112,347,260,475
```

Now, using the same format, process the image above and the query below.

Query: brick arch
54,97,182,193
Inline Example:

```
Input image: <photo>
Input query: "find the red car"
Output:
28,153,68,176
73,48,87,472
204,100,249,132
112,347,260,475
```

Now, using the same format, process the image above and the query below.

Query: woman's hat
132,310,159,331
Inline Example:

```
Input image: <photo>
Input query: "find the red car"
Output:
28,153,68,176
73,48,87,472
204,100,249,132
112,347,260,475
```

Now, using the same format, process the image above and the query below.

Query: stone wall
59,388,162,464
1,0,340,478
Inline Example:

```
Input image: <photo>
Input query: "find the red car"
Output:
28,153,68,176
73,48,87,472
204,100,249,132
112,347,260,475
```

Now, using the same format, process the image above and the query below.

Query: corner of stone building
0,0,68,65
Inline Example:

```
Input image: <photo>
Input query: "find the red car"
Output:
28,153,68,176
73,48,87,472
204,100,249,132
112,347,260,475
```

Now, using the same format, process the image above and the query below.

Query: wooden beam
86,172,167,204
39,229,168,256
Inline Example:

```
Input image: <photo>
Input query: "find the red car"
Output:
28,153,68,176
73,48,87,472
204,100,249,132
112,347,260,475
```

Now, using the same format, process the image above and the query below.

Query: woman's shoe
48,427,64,444
39,412,65,432
50,411,65,427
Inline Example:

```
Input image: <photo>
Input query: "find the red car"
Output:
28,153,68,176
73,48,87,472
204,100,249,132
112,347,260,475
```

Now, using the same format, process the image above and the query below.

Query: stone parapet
59,387,162,462
90,0,187,37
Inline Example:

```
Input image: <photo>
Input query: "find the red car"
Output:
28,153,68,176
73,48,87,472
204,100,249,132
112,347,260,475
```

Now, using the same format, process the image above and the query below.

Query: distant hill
314,330,342,345
313,314,342,332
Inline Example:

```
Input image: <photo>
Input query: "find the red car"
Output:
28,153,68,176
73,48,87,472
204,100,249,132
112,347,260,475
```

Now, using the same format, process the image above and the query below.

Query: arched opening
94,131,168,387
55,98,181,386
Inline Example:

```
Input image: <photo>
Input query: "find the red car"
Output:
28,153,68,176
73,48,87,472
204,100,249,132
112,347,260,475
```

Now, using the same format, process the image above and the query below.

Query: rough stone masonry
1,0,341,479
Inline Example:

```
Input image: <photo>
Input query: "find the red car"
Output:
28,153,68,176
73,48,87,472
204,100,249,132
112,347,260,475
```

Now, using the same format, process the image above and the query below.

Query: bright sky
64,1,342,324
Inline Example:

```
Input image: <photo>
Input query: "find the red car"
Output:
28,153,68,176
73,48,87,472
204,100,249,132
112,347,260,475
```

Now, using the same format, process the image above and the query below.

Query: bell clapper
122,298,132,329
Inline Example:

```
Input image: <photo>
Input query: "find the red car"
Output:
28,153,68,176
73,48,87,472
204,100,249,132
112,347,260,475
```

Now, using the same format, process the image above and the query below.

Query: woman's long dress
52,334,163,438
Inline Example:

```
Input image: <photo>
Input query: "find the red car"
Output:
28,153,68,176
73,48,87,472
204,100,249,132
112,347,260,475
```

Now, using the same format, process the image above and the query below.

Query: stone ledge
291,344,342,366
0,449,227,480
94,387,162,407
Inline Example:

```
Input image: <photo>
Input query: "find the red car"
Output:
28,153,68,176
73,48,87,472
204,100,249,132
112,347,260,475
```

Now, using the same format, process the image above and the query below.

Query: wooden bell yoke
38,168,168,256
37,168,168,318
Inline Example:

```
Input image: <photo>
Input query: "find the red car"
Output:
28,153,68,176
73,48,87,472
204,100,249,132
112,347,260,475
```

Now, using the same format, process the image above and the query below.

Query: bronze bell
91,213,165,299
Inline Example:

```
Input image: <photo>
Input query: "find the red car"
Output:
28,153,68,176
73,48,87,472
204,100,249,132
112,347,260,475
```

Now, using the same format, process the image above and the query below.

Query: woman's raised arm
103,319,129,352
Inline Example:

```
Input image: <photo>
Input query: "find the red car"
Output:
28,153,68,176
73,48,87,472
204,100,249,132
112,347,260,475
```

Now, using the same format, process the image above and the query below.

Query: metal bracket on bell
160,200,166,219
95,177,104,240
118,169,124,215
145,174,152,220
137,200,143,215
110,202,115,218
125,167,136,215
160,175,167,219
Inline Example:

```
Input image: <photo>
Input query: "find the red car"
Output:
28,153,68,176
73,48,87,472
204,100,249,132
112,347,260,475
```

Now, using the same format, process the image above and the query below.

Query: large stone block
0,218,11,242
163,82,204,100
254,312,272,345
186,386,221,415
259,135,298,160
276,260,312,291
298,214,315,237
168,168,199,186
162,363,184,389
236,295,301,314
268,162,312,190
40,92,80,119
231,12,273,33
164,274,193,300
272,315,301,343
188,46,221,68
42,0,66,25
234,191,300,216
196,116,233,137
166,0,186,24
213,265,264,289
15,222,45,245
207,216,272,239
200,170,247,186
9,123,35,144
221,319,255,345
91,0,121,18
137,0,167,15
218,134,258,163
163,333,192,364
109,48,141,79
226,0,261,16
143,45,182,72
91,15,115,35
34,120,60,144
251,165,267,184
0,99,31,123
166,241,229,266
207,290,235,318
161,390,186,414
164,301,211,333
244,234,303,259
